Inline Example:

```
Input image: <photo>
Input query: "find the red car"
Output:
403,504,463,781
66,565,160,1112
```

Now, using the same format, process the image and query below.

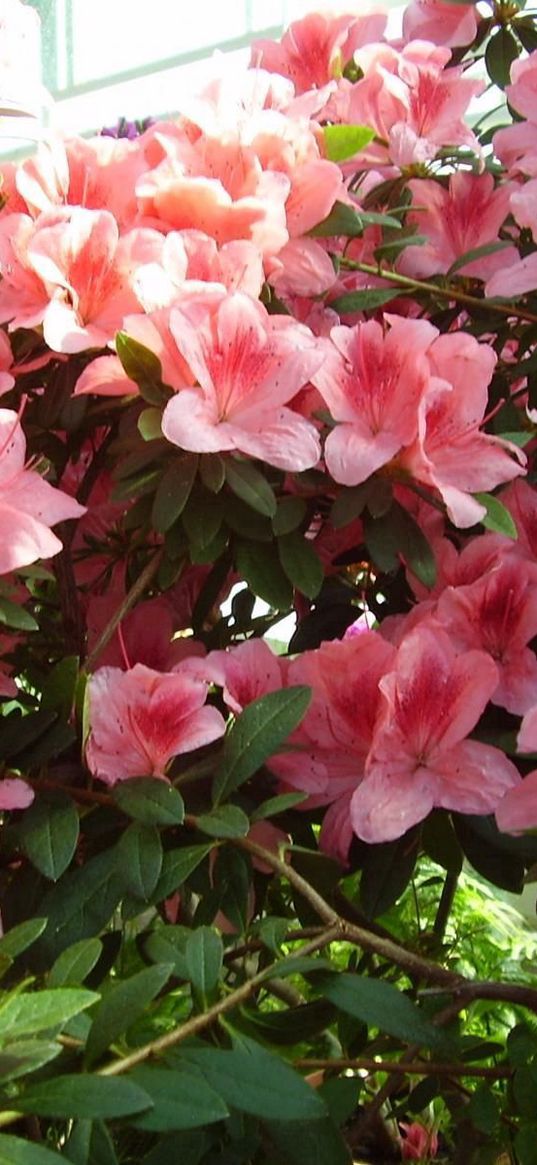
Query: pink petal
496,769,537,834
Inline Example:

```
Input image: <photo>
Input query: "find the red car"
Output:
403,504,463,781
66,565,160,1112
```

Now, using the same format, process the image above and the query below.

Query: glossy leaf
318,974,450,1051
18,793,79,882
113,777,185,826
323,123,375,162
116,823,163,900
213,685,311,804
225,458,277,517
16,1075,152,1119
131,1065,229,1131
85,963,172,1067
48,939,103,988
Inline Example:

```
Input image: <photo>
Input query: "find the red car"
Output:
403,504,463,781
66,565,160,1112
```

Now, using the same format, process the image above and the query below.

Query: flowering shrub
3,0,537,1160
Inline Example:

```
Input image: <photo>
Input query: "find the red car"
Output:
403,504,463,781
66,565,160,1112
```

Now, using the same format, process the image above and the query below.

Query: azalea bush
4,0,537,1160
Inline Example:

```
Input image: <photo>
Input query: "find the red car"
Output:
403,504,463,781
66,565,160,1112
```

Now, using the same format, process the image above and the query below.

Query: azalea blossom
0,408,85,575
351,625,520,844
251,10,387,94
161,289,324,470
0,777,34,810
85,662,226,785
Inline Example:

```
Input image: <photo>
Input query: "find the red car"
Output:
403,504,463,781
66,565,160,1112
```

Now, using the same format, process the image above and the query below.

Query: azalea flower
0,408,85,575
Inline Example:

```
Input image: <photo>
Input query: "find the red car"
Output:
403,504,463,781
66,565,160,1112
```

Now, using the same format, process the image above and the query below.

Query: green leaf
516,15,537,54
196,804,250,838
182,491,223,549
85,964,172,1067
16,1075,152,1119
331,484,371,528
213,685,311,804
251,791,307,821
448,240,513,277
241,999,335,1046
18,793,79,881
144,925,191,979
0,596,38,631
151,844,213,902
359,832,419,919
422,812,463,876
272,496,307,536
36,847,124,962
115,331,165,402
0,1136,67,1164
48,939,103,988
176,1037,327,1121
474,492,518,539
309,200,402,239
262,954,333,980
185,927,223,996
0,919,47,960
515,1124,537,1165
318,974,450,1051
365,501,437,587
329,287,403,313
0,1039,60,1083
131,1065,229,1131
0,988,98,1041
64,1119,118,1165
138,407,163,441
278,531,323,598
236,540,293,609
116,823,163,900
41,656,79,718
199,453,226,493
265,1116,351,1165
211,847,252,932
225,459,277,518
323,124,375,162
485,27,519,88
113,776,185,826
152,455,199,533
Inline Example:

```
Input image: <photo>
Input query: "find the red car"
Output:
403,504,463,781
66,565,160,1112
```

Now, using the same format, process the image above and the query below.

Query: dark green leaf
0,708,58,762
309,200,401,238
475,492,518,539
318,974,450,1051
236,540,293,609
516,16,537,53
454,815,525,892
0,1039,60,1083
185,927,223,995
48,939,103,987
329,288,403,313
196,804,250,839
16,1075,152,1119
0,1136,67,1164
485,27,519,88
18,793,79,881
241,1000,335,1046
468,1085,500,1134
151,844,213,902
41,656,79,717
0,918,47,959
365,501,437,587
116,823,163,900
182,492,223,548
211,847,252,932
115,331,165,402
175,1037,326,1121
199,453,226,493
331,484,371,528
36,848,123,962
113,777,185,826
251,791,307,821
85,963,172,1067
225,459,277,518
323,124,375,162
515,1124,537,1165
144,925,191,979
0,988,98,1041
278,532,323,598
272,496,307,537
359,831,419,919
131,1065,229,1131
64,1119,118,1165
225,496,273,541
265,1116,351,1165
262,955,333,980
422,812,463,875
152,455,198,533
213,685,311,804
0,596,38,631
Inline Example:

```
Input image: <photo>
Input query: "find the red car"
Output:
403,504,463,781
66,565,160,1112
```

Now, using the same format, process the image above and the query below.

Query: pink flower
400,1121,439,1161
312,316,438,486
251,11,386,94
0,778,34,811
27,207,163,353
518,703,537,755
85,662,226,786
161,290,323,471
435,556,537,714
398,331,525,527
201,638,285,716
0,331,14,396
506,51,537,125
0,212,51,331
496,770,537,835
399,173,517,282
351,626,520,844
0,409,85,575
403,0,478,47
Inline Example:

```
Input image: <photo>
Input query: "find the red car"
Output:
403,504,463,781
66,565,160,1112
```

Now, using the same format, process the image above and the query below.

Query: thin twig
85,549,164,671
294,1057,513,1079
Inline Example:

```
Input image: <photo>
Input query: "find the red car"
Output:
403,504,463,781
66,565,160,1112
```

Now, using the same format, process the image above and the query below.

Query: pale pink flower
201,638,285,717
251,11,387,94
351,626,520,844
0,331,14,395
85,662,226,786
398,332,525,527
399,173,517,282
403,0,477,47
0,408,85,575
506,51,537,125
0,778,34,810
518,703,537,755
27,207,163,353
486,253,537,299
161,290,323,471
496,770,537,835
133,229,265,312
400,1121,439,1161
312,315,438,486
0,212,51,331
435,556,537,714
73,354,138,398
500,480,537,563
494,120,537,180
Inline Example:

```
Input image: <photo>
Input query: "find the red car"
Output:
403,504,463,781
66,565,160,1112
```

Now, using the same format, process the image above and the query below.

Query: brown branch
97,926,341,1077
294,1057,513,1080
85,548,164,671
